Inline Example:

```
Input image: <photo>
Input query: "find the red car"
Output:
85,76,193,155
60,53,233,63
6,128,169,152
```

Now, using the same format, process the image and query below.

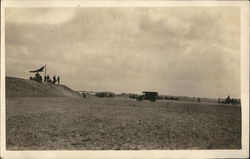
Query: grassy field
6,96,241,150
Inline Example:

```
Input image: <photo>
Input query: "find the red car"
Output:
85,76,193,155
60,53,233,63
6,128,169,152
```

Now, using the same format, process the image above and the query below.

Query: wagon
136,91,158,102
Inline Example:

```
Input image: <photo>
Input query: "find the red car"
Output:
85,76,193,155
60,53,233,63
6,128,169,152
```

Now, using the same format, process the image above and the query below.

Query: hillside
6,77,80,98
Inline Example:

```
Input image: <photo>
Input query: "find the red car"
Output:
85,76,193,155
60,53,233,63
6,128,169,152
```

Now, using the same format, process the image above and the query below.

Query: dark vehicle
136,91,158,102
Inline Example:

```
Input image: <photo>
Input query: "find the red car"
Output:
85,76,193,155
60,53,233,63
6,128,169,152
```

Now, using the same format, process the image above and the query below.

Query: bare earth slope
6,77,80,98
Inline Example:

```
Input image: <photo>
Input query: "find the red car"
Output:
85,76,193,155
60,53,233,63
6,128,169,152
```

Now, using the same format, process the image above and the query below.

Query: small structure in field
218,95,241,105
137,91,158,102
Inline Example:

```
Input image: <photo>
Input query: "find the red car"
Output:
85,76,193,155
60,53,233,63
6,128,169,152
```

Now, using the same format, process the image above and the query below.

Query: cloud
5,8,77,25
5,7,241,98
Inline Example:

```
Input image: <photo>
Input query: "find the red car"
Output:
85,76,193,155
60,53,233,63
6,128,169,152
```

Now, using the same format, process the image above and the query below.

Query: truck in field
136,91,158,102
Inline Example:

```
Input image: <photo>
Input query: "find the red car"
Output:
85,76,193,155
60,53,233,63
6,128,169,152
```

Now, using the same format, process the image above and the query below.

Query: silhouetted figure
231,98,235,104
46,75,51,83
225,95,231,104
82,93,86,98
197,97,200,103
57,76,60,84
52,75,57,84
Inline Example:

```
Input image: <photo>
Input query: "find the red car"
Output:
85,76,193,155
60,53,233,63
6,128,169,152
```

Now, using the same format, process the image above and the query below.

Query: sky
5,7,241,98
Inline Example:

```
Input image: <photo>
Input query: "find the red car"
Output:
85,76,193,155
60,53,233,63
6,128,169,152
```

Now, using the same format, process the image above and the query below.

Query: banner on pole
29,65,46,73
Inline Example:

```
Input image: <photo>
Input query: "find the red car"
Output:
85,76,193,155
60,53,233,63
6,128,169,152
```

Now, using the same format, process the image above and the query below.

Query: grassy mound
6,77,80,98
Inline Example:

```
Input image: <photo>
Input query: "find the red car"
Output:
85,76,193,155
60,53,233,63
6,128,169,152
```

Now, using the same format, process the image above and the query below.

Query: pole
44,64,46,82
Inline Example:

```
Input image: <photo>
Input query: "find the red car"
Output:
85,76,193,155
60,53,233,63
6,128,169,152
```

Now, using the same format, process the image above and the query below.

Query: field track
6,96,241,150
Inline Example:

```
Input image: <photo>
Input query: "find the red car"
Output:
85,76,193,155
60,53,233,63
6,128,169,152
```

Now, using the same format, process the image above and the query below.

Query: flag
29,65,46,73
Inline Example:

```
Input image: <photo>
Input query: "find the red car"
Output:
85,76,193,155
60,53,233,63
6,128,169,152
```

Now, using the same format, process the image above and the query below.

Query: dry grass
6,96,241,150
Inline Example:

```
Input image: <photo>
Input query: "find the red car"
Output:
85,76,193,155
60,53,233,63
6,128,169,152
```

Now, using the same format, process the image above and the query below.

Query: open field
6,96,241,150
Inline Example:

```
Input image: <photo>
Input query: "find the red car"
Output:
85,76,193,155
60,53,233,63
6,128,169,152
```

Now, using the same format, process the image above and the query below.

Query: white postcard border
1,1,249,159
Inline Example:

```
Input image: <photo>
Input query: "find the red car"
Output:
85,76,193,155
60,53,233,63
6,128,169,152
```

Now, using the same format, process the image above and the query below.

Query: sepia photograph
1,0,249,158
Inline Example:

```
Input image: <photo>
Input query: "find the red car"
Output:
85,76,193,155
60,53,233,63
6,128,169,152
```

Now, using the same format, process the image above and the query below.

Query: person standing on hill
52,75,57,84
46,75,50,83
57,76,60,84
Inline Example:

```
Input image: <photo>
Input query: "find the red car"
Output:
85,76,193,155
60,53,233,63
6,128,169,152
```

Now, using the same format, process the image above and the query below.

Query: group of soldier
33,72,60,84
218,95,241,105
44,74,60,84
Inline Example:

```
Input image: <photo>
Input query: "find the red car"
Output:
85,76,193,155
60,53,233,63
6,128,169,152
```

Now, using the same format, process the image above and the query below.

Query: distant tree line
128,94,179,101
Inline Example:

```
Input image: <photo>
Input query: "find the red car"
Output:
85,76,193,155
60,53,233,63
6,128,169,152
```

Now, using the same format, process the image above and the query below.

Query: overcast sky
5,7,240,98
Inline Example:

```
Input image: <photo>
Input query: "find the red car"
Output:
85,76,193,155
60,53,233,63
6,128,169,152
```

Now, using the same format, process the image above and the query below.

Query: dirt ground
6,96,241,150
